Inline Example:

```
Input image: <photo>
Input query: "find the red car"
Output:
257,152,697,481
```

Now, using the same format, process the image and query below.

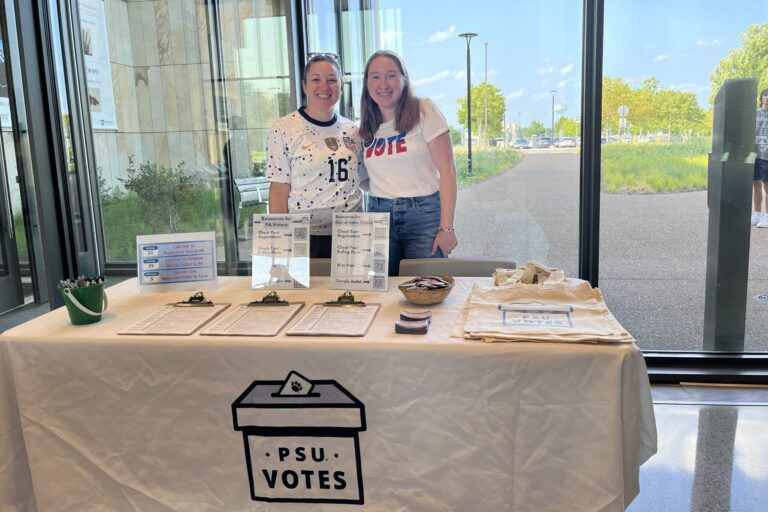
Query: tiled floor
627,385,768,512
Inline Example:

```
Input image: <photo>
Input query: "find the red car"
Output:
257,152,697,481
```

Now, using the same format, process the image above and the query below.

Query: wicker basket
398,275,455,306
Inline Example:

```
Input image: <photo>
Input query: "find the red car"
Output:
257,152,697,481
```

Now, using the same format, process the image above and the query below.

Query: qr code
374,245,387,258
373,258,386,274
295,227,308,241
373,275,386,290
294,243,308,256
374,227,387,239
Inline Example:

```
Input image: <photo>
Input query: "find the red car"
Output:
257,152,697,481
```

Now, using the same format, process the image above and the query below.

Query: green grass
101,187,223,261
601,138,710,193
454,147,523,187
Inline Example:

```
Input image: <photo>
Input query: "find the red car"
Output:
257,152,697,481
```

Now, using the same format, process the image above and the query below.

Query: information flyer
78,0,117,130
136,232,217,293
330,212,389,291
251,213,310,289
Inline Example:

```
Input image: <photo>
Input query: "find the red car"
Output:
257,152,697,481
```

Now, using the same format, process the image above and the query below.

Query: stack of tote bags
453,261,634,344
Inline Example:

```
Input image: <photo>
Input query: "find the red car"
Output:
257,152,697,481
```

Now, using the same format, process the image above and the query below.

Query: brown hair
302,53,342,83
359,50,421,144
760,88,768,107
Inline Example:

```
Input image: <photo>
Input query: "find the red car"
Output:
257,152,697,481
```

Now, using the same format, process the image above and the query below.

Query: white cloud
652,54,669,63
696,38,725,47
506,88,524,100
454,70,465,80
426,26,456,44
533,92,551,100
380,30,401,46
670,83,708,93
412,70,451,86
433,93,446,100
411,70,463,86
558,80,567,88
536,66,556,75
560,63,574,75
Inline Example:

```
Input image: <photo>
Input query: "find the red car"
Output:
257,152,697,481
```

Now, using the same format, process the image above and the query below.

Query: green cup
59,283,108,325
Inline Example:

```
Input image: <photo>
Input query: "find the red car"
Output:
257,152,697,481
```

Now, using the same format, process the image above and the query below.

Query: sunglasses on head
307,52,339,62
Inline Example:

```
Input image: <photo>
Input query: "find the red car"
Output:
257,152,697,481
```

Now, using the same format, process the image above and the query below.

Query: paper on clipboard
119,303,229,335
286,303,380,337
200,303,304,336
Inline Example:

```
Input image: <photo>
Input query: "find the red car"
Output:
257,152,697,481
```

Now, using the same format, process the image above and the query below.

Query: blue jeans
368,191,444,276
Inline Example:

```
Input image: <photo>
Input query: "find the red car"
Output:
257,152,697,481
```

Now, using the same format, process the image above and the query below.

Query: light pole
549,90,557,140
459,32,477,175
484,41,488,146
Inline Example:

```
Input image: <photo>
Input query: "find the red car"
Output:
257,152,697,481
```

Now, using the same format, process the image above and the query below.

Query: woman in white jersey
359,50,458,276
266,53,366,257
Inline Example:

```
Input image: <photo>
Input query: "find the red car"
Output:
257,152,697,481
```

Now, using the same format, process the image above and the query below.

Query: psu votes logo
232,371,366,504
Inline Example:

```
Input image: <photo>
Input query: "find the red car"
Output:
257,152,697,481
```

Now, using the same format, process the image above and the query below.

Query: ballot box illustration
232,371,367,504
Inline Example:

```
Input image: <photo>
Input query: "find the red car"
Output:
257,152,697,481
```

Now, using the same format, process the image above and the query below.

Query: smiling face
365,55,406,120
302,60,341,120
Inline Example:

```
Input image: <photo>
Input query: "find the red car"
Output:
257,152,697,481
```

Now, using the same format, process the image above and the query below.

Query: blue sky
376,0,765,130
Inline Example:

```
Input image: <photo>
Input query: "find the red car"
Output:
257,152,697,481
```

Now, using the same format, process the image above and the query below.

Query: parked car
533,137,552,148
556,137,577,148
513,138,530,149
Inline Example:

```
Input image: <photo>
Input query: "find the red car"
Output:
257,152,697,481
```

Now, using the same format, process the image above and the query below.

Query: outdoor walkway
453,150,768,351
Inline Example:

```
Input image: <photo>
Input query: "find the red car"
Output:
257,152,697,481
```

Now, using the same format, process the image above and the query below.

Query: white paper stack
454,278,634,344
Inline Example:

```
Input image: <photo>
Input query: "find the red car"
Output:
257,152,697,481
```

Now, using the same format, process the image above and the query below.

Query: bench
234,177,270,208
234,177,270,235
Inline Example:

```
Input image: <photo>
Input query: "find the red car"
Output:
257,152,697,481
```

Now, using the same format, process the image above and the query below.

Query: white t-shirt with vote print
266,108,366,235
363,98,449,199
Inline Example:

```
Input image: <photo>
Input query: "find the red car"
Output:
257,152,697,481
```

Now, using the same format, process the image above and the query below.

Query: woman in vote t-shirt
359,50,458,276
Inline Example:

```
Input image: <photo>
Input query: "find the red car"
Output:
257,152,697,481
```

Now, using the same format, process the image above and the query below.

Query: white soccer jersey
266,108,367,235
363,98,449,199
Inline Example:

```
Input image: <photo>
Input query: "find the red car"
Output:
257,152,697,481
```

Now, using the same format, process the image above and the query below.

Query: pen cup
59,282,108,325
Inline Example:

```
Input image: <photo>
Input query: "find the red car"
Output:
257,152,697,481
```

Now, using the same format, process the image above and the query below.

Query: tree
709,23,768,105
555,116,581,137
457,82,506,142
602,76,708,136
526,120,546,136
449,126,463,146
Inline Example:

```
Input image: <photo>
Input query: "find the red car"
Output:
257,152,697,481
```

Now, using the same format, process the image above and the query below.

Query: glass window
80,0,292,265
306,0,583,274
602,0,768,351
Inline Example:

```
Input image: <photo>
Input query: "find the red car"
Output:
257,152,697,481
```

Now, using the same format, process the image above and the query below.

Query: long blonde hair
359,50,421,144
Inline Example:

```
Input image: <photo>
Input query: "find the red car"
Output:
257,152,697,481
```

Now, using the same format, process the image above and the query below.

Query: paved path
453,150,768,350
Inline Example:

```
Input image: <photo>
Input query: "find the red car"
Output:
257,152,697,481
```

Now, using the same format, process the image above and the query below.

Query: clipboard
200,292,305,336
286,292,380,337
119,292,229,335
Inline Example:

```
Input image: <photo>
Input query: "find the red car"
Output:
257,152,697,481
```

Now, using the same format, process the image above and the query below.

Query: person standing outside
359,50,458,276
752,87,768,228
266,53,366,257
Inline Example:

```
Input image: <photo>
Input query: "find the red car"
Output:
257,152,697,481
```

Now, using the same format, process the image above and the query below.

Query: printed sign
232,371,366,504
78,0,117,130
331,212,389,291
136,232,217,293
251,213,310,289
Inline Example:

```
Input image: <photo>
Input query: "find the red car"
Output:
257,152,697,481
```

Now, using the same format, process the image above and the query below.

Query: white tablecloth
0,277,656,511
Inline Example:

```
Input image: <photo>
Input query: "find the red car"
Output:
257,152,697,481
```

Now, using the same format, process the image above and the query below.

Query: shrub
119,156,201,232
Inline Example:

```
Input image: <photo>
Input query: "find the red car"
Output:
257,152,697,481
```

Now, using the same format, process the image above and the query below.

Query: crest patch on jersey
343,136,357,152
324,138,339,151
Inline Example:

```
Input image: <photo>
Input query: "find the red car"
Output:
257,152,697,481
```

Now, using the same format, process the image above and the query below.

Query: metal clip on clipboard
174,291,214,307
323,291,366,307
247,291,289,307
